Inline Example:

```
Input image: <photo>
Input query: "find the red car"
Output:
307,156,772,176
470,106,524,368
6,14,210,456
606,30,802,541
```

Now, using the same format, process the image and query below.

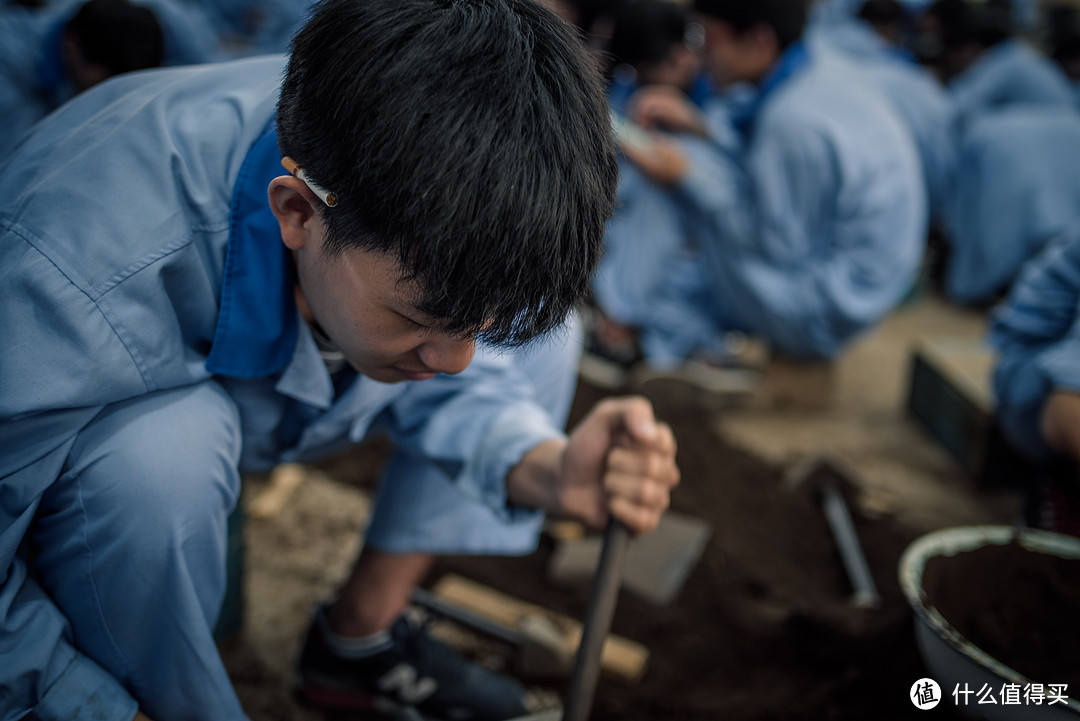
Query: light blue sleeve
990,226,1080,459
376,348,564,518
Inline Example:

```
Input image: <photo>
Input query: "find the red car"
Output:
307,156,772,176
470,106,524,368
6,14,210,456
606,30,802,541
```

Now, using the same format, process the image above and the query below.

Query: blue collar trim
37,18,68,98
732,40,810,135
206,125,299,378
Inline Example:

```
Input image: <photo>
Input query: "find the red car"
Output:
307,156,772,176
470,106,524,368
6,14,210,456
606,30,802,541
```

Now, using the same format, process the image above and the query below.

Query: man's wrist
505,438,566,513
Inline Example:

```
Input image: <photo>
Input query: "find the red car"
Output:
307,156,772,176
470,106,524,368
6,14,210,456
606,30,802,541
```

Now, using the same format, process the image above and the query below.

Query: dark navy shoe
294,607,530,721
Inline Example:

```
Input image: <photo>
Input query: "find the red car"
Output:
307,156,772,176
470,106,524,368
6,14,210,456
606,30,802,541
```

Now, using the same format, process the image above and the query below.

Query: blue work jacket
991,222,1080,459
0,56,561,716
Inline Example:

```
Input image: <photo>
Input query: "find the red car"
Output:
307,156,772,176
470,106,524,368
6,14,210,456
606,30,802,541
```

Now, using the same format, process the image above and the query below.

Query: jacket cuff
28,651,138,721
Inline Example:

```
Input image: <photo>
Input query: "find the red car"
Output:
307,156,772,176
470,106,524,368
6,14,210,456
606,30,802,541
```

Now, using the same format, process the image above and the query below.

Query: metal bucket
899,525,1080,720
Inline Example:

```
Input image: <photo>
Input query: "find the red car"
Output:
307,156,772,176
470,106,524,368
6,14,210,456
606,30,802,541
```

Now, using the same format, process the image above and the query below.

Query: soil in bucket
921,538,1080,692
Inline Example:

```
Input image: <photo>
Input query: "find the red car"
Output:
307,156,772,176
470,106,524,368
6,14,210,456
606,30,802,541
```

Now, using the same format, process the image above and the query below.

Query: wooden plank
431,574,649,682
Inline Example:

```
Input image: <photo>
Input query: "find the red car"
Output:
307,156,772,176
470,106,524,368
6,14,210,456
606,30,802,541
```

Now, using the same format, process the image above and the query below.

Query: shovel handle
561,519,632,721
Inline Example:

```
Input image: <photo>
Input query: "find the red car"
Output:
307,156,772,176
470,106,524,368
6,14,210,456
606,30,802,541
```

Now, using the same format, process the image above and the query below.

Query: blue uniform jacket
0,56,561,717
808,18,958,220
675,44,926,358
950,40,1077,126
991,222,1080,459
943,107,1080,305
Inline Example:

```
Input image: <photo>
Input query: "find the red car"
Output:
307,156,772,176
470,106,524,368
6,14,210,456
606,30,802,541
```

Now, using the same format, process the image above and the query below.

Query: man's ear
268,175,321,251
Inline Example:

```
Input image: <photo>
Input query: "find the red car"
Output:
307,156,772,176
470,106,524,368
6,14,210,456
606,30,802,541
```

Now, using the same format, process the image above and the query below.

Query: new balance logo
377,663,438,704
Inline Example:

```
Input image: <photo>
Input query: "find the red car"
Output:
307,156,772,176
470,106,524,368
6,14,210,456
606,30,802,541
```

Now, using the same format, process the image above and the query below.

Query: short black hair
278,0,618,347
924,0,1012,51
692,0,806,51
1047,5,1080,64
66,0,164,75
857,0,905,29
609,0,694,69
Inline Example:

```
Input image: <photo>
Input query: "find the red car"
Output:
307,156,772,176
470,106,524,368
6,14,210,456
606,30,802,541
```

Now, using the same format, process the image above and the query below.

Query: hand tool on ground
785,455,881,608
410,586,575,677
818,474,881,608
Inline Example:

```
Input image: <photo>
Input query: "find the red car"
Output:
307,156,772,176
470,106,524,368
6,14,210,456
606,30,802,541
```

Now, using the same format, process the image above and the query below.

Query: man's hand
620,136,689,186
508,397,679,535
1041,389,1080,461
629,85,706,135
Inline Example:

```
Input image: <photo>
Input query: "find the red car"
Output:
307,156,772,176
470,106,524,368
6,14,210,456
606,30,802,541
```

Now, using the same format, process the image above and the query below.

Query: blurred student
990,223,1080,535
605,0,712,115
915,0,1075,125
0,0,163,158
589,0,712,366
594,0,924,371
942,106,1080,306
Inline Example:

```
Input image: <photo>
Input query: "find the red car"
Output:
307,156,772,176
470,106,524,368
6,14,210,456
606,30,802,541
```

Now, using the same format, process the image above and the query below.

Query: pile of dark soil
425,381,958,721
228,379,984,720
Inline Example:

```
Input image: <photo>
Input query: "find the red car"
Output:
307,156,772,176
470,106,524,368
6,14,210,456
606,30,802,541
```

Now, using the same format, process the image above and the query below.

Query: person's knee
67,382,243,544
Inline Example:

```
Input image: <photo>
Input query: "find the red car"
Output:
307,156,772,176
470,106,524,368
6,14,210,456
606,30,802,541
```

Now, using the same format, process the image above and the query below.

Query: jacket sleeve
990,227,1080,459
376,346,563,519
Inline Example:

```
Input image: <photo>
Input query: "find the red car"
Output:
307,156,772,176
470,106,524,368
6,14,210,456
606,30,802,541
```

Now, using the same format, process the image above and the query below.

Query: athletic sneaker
294,607,530,721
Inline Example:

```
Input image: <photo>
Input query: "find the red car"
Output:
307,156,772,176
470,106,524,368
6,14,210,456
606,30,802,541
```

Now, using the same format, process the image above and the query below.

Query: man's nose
418,335,477,375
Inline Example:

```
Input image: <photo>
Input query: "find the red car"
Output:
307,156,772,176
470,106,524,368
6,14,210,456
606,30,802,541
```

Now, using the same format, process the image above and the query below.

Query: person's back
918,0,1075,125
809,5,957,221
950,39,1077,120
2,57,281,417
942,106,1080,306
688,43,925,358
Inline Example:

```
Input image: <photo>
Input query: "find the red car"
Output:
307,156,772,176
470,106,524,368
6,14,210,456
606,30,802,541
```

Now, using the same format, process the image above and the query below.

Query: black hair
66,0,164,75
1047,5,1080,65
278,0,618,347
924,0,1012,51
692,0,806,51
608,0,694,69
857,0,905,28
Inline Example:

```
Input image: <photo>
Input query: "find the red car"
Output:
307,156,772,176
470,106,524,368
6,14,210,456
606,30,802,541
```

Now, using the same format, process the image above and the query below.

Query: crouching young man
0,2,679,720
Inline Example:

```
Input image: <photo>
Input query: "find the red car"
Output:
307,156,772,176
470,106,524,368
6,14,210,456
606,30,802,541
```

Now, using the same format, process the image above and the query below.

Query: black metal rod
561,520,632,721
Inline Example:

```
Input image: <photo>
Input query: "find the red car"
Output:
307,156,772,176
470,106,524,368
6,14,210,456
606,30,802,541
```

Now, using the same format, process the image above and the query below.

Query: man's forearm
504,438,566,513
